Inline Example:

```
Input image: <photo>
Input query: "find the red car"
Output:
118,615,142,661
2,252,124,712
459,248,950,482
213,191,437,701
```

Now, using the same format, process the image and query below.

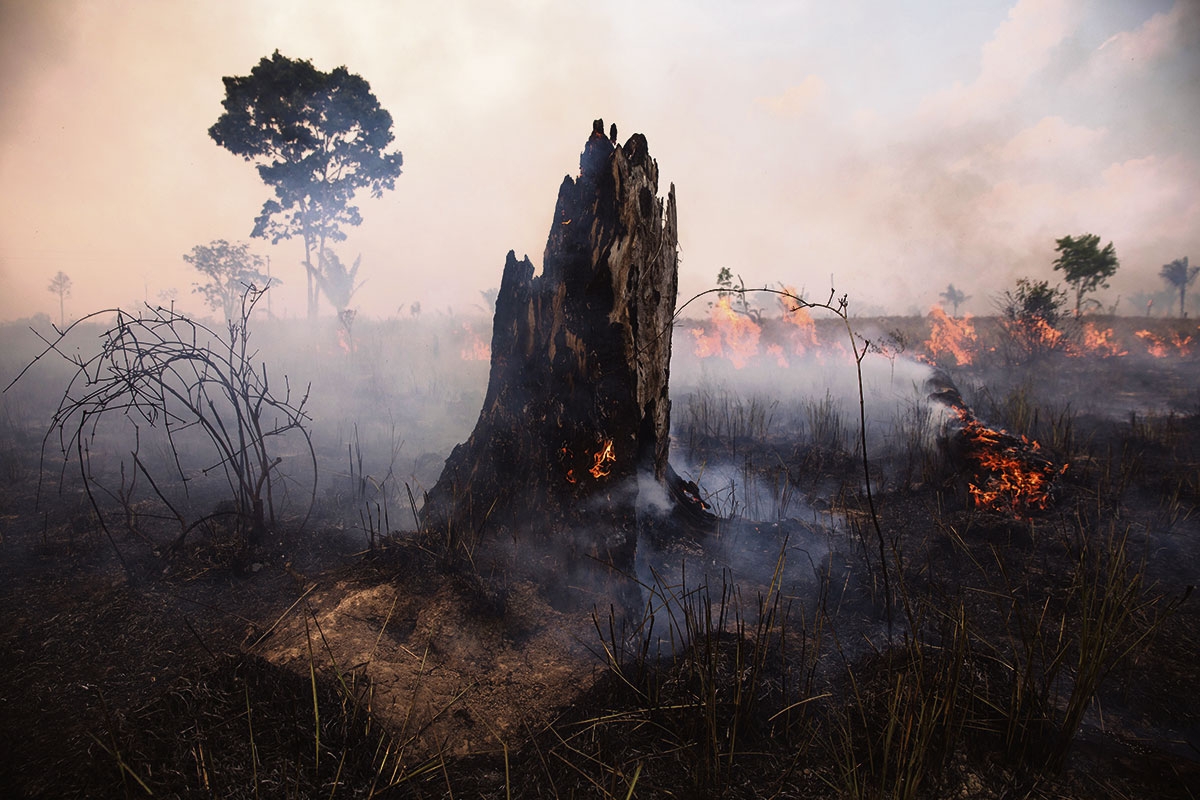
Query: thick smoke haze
1,0,1197,323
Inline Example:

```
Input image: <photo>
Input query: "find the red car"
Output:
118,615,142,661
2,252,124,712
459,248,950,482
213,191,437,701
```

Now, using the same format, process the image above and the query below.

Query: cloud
1088,154,1200,244
940,115,1110,187
1095,2,1189,68
917,0,1080,126
0,2,75,141
1,1,1195,323
966,151,1200,295
996,115,1105,164
755,75,828,117
941,115,1109,180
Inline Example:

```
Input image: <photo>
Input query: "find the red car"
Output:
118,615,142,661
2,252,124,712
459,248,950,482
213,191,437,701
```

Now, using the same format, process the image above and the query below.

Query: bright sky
1,0,1197,322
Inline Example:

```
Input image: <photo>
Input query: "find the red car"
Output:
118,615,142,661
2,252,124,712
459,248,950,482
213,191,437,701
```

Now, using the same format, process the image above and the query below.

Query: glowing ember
590,439,616,479
559,445,577,483
924,306,977,366
964,422,1062,512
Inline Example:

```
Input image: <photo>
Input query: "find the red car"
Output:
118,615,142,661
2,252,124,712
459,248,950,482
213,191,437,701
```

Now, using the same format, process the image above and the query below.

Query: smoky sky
0,0,1197,323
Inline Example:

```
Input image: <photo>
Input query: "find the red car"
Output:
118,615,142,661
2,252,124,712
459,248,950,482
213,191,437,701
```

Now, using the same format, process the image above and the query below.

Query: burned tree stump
421,120,679,575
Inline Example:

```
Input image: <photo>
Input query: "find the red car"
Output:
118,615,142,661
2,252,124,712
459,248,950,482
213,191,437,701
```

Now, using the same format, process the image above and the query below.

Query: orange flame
1135,329,1193,358
1179,331,1196,356
1136,330,1168,358
460,322,491,361
1019,316,1065,350
924,306,977,366
590,439,616,479
1077,323,1126,358
690,325,723,359
766,343,788,367
990,314,1068,361
779,288,818,356
690,296,761,368
954,408,1066,516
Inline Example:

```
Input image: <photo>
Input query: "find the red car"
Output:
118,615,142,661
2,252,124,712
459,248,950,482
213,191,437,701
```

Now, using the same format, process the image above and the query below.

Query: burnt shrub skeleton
8,285,316,568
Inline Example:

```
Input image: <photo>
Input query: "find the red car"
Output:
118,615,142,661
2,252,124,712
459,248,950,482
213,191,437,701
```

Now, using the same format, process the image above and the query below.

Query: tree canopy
1000,277,1067,326
996,277,1069,363
184,240,273,323
1052,233,1118,316
1160,256,1198,318
208,51,402,319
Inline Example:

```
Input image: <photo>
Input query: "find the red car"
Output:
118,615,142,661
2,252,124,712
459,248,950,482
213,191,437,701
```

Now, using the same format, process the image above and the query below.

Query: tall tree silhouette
1160,256,1198,318
47,270,71,327
209,51,402,320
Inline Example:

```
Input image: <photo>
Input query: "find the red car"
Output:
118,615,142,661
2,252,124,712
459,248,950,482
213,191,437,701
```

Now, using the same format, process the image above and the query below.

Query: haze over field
1,0,1197,322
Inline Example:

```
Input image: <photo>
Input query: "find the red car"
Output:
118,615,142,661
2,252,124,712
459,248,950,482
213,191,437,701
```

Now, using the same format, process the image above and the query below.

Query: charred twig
8,285,316,568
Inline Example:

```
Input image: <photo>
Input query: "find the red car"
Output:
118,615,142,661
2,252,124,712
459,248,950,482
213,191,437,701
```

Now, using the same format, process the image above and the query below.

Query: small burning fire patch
955,411,1067,516
928,375,1067,517
590,439,616,479
560,439,618,483
924,306,977,366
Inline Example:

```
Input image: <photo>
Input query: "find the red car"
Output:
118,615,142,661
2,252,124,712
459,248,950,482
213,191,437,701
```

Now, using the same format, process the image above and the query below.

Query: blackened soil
2,348,1199,799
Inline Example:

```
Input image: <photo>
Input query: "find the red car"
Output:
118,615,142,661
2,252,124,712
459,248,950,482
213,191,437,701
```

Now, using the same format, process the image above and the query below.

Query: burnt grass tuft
1,313,1198,798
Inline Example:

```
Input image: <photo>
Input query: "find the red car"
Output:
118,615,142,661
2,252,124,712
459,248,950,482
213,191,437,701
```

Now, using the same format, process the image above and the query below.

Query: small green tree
47,270,72,327
1159,256,1198,318
1001,278,1067,324
184,240,273,323
997,278,1070,363
1052,233,1119,316
209,51,402,320
938,283,969,315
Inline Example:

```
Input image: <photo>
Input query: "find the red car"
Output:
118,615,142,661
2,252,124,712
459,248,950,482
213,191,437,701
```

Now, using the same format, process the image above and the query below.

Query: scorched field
0,303,1197,799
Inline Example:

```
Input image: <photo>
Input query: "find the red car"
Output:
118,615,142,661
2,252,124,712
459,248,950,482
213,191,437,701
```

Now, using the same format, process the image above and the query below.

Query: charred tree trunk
421,120,678,575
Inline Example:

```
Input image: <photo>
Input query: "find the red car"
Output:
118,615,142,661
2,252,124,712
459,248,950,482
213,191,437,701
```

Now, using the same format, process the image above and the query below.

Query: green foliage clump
1052,233,1118,316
